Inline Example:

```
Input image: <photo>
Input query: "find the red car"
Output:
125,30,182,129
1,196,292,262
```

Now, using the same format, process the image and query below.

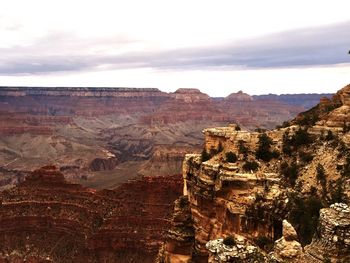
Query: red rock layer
0,166,183,262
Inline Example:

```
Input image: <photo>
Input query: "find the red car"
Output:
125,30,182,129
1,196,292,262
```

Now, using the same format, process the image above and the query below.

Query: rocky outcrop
206,236,265,262
292,85,350,130
0,167,27,190
0,166,183,262
305,203,350,262
182,140,282,261
269,220,304,262
220,93,305,129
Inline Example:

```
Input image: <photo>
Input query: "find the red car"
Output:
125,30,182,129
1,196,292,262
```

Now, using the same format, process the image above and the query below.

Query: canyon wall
0,166,183,262
160,84,350,263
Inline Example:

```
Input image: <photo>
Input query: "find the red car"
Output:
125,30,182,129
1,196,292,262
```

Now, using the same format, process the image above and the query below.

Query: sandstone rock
181,130,282,261
269,220,304,262
282,220,298,241
273,238,303,260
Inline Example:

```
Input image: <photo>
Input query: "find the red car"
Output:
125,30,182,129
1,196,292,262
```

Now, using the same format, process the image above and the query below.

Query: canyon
0,86,342,263
159,84,350,263
0,86,330,190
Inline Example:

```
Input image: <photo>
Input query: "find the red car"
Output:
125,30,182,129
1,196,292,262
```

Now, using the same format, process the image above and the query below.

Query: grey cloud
147,21,350,69
0,21,349,75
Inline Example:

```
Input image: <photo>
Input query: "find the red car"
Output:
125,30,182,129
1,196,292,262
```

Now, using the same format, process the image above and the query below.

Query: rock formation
0,86,330,190
180,128,283,261
305,203,350,262
0,166,183,262
269,220,304,262
225,90,253,102
206,236,265,262
159,84,350,263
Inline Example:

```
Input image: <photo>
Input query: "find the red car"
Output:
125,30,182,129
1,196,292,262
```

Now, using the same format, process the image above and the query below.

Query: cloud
146,21,350,69
0,21,349,75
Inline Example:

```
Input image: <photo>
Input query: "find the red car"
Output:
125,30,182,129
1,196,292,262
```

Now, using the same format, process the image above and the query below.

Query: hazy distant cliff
0,86,331,192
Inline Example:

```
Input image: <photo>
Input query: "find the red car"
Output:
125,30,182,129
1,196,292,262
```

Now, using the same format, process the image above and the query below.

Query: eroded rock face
157,196,195,263
0,166,183,263
305,203,350,262
182,141,282,261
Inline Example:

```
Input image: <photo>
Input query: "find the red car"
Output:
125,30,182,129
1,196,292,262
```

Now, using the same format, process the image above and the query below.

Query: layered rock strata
182,156,281,261
305,203,350,262
0,166,183,262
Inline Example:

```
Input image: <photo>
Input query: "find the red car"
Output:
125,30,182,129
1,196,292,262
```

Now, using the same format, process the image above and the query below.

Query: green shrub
226,152,238,163
288,193,323,245
293,127,312,147
282,127,314,156
299,150,314,163
325,130,334,141
223,236,236,247
217,142,224,153
322,255,331,263
341,156,350,178
238,140,248,156
280,161,299,187
343,121,350,133
329,179,345,203
282,130,293,155
243,160,259,172
201,149,210,162
316,164,326,183
255,133,274,162
271,150,280,159
316,164,327,198
255,236,274,252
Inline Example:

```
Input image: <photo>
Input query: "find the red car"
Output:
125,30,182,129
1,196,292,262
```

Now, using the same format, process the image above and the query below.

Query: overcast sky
0,0,349,96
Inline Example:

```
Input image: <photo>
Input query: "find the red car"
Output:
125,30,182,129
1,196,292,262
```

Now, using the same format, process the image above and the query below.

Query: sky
0,0,349,96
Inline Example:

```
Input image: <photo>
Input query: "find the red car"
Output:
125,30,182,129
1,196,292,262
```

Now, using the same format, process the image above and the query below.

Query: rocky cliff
0,166,183,262
159,84,350,262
